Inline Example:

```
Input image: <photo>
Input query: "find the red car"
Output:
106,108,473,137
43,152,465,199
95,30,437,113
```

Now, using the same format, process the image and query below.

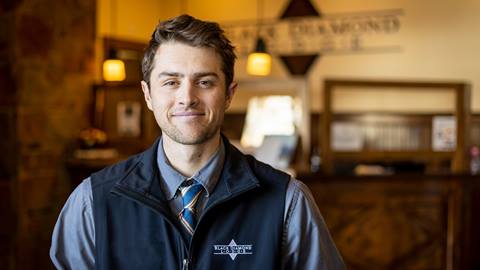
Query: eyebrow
193,72,219,79
158,71,183,78
157,71,219,79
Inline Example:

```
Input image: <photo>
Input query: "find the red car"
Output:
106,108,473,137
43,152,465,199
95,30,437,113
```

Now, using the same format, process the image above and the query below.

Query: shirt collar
156,137,225,200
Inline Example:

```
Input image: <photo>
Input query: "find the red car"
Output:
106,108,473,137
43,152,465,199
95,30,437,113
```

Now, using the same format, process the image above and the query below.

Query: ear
224,81,237,110
141,81,153,111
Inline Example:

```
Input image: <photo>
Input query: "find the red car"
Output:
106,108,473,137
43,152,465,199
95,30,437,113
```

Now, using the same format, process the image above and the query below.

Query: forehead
152,41,223,75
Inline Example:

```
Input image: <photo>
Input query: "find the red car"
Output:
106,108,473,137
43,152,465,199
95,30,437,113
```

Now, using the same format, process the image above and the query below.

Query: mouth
171,111,205,117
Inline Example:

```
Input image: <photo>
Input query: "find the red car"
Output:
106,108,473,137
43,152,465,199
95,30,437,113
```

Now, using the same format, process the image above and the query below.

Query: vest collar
114,135,261,204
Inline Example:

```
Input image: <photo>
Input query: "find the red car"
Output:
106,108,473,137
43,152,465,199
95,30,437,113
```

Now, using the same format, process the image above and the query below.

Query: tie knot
179,180,203,206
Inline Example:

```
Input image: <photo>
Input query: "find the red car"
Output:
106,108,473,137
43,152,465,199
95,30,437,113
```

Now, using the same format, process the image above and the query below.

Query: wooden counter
299,173,480,270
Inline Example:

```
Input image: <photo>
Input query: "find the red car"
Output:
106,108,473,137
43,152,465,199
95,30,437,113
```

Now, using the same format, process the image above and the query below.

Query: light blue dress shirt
50,139,345,269
157,138,225,221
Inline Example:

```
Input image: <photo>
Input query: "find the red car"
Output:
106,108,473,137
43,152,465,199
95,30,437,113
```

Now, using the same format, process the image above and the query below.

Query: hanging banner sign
223,9,404,56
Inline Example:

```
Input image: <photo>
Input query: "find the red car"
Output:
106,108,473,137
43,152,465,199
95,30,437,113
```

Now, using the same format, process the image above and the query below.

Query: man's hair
142,14,236,89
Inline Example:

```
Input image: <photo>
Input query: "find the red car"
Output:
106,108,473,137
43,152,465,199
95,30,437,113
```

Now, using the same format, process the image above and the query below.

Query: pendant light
103,49,126,82
247,0,271,76
103,0,126,82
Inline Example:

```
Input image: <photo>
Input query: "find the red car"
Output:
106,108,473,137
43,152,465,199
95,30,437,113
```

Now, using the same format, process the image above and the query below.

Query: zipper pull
182,258,189,270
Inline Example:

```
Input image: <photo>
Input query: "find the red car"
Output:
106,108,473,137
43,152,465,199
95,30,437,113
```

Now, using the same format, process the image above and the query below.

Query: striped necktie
178,180,204,235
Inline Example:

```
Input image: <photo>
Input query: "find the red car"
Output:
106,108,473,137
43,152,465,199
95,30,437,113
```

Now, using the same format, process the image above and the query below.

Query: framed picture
93,84,160,151
117,101,142,137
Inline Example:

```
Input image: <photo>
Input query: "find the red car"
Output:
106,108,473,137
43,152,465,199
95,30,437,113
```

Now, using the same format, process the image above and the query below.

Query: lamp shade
247,37,272,76
247,52,272,76
103,59,126,81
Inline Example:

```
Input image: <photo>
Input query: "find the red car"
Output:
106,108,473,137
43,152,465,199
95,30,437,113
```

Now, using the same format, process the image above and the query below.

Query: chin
172,135,214,145
164,129,218,146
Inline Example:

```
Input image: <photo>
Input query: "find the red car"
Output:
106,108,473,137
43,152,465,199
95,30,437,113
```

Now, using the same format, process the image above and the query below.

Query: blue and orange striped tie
178,180,204,235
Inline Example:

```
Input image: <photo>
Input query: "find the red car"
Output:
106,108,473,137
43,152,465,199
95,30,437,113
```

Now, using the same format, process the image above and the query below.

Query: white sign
223,9,404,56
432,116,456,151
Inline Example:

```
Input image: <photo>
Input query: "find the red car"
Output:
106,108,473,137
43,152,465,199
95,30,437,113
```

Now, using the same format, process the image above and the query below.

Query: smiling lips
171,111,205,117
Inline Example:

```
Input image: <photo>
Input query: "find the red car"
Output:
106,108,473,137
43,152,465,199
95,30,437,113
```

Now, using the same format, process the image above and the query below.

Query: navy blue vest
91,137,289,270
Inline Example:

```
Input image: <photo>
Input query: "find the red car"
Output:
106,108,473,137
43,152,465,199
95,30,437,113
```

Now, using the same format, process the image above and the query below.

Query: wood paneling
302,175,480,270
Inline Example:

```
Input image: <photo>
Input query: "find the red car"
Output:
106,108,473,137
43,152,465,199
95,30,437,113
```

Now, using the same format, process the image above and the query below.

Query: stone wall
0,0,95,269
0,3,19,269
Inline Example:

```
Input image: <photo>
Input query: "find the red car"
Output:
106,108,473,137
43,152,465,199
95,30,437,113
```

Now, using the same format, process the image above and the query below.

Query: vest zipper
187,182,260,267
111,185,191,268
114,181,260,269
195,182,260,232
182,258,189,270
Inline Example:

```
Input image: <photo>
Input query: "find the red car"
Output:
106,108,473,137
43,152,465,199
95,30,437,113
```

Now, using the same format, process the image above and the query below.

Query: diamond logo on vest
213,239,253,261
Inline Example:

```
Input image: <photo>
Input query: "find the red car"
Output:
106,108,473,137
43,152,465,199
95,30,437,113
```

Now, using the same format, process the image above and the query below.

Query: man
50,14,344,270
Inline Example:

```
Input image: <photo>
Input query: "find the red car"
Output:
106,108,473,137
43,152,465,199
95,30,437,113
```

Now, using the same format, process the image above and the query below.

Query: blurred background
1,0,480,269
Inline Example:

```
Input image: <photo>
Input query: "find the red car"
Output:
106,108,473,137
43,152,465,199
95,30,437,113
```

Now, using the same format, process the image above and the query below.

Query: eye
197,79,214,88
162,80,179,88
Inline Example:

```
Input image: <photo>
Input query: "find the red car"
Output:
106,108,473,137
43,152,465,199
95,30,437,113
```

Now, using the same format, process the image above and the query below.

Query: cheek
210,97,229,118
150,95,172,114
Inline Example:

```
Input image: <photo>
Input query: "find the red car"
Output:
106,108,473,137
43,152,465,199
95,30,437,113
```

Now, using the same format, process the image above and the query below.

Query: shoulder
285,178,324,226
223,137,290,191
91,139,160,189
90,152,144,189
245,154,290,179
283,179,346,269
54,177,94,228
68,177,93,209
287,178,316,205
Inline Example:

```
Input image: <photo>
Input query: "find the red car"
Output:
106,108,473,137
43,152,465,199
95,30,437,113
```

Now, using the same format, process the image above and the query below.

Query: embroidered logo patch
213,239,253,261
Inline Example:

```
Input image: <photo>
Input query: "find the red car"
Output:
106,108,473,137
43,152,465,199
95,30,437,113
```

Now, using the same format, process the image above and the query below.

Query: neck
162,134,222,177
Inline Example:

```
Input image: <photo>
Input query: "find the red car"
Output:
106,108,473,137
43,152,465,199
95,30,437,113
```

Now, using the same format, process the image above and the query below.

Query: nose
177,81,199,107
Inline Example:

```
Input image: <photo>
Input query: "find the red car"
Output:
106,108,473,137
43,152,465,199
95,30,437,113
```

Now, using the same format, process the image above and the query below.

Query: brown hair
142,14,236,90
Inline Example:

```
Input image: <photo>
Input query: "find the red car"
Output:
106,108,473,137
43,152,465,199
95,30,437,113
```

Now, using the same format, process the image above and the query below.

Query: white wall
311,0,480,112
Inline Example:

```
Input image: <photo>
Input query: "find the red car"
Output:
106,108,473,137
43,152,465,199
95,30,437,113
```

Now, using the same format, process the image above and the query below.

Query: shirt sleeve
50,178,95,270
281,178,345,270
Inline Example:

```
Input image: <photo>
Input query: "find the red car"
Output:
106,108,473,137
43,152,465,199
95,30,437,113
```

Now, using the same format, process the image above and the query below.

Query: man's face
141,42,236,145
